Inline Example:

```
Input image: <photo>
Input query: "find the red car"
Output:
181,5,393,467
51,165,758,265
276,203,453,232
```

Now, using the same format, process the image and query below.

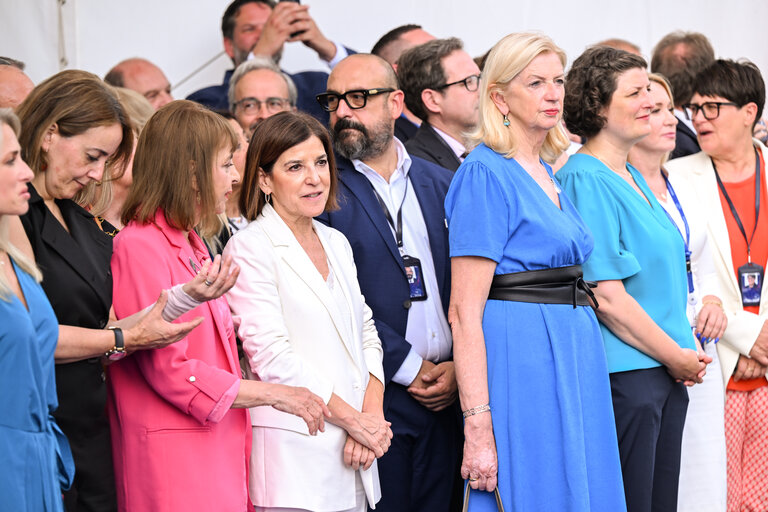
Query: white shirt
352,139,452,386
675,108,697,136
432,125,467,162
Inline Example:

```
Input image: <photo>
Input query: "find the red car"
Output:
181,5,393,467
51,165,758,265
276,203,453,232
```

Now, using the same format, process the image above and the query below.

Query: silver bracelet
462,404,491,418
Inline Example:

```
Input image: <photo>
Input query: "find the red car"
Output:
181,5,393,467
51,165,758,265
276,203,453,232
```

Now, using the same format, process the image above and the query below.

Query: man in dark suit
316,54,461,512
397,38,480,171
651,31,715,160
187,0,350,124
371,24,435,142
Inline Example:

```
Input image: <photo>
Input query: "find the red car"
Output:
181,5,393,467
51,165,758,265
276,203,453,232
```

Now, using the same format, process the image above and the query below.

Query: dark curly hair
564,46,647,138
692,59,765,129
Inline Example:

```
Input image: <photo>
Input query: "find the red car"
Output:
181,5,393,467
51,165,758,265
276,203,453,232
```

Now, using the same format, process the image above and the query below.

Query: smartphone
278,0,305,37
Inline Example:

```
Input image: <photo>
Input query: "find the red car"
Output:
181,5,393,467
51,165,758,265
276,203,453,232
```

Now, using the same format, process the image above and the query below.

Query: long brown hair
121,100,238,237
240,111,338,220
16,69,133,178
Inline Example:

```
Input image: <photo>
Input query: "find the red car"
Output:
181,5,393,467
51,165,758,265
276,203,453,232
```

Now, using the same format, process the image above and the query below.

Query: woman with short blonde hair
447,33,625,511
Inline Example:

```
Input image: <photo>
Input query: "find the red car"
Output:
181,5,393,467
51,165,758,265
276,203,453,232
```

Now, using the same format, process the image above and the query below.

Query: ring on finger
204,279,213,286
468,477,478,482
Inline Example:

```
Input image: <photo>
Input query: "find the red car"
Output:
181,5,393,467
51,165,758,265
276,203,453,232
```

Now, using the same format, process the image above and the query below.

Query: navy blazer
394,115,418,143
669,121,701,161
187,68,331,125
317,154,453,387
405,122,462,172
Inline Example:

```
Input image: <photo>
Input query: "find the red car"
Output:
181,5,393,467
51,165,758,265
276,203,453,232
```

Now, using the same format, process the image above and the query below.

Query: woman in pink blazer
109,100,329,512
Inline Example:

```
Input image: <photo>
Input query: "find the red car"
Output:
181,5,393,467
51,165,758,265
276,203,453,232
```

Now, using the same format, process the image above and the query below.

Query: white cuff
391,348,423,387
326,42,348,69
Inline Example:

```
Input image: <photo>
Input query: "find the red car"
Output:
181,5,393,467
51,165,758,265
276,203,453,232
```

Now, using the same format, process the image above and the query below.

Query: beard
332,117,393,161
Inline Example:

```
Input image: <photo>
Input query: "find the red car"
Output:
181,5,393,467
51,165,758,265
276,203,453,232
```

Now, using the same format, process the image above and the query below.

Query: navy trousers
610,366,689,512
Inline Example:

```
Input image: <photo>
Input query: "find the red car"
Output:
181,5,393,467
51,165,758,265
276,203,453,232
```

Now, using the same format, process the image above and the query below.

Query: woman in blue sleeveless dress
446,34,625,511
0,109,74,511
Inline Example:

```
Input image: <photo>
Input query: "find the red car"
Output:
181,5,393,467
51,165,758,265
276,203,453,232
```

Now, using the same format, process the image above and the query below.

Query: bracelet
462,404,491,418
702,300,723,308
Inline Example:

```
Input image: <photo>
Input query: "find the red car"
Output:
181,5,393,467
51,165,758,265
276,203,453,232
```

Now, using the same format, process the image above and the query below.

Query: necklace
582,146,633,180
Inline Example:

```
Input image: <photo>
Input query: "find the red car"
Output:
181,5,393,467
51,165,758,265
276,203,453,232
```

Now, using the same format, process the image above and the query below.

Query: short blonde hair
0,109,42,300
469,32,570,163
648,73,675,165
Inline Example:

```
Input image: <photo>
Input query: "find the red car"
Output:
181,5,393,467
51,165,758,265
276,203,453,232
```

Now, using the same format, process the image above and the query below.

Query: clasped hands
408,360,458,411
343,412,393,471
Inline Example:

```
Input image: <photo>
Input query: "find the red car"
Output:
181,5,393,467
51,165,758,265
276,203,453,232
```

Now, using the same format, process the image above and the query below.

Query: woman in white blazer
224,111,392,512
665,59,768,512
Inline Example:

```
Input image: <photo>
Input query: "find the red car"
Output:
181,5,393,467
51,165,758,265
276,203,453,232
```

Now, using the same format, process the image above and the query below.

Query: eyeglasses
682,101,739,121
435,74,482,92
315,88,395,112
234,97,291,115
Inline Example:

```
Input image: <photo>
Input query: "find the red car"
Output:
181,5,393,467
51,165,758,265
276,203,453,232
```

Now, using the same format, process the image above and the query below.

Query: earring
503,114,510,127
264,192,271,204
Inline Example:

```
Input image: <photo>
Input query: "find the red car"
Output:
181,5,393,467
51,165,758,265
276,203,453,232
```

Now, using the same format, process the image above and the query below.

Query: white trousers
677,341,727,512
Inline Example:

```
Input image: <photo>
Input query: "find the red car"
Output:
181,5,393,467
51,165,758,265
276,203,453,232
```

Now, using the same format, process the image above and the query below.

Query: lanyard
370,177,410,256
661,173,694,293
713,147,761,263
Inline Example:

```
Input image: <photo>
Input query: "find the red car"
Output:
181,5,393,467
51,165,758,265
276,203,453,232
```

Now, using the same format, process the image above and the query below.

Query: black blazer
20,184,117,509
670,121,701,160
405,122,462,172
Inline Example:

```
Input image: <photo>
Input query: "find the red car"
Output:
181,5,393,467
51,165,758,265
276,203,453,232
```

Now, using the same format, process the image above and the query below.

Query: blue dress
0,260,74,511
444,144,626,511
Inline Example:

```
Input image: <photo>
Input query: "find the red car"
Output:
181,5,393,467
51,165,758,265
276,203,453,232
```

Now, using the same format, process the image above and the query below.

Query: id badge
738,262,764,307
403,255,428,301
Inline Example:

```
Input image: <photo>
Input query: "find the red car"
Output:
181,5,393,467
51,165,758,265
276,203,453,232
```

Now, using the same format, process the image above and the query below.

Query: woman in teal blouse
556,46,710,512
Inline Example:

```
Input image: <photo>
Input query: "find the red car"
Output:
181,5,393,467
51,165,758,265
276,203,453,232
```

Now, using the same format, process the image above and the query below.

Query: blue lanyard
661,173,694,294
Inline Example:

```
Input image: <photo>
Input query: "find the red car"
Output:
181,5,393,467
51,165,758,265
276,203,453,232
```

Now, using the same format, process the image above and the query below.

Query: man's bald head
326,54,405,162
0,65,34,109
330,54,399,91
105,58,173,110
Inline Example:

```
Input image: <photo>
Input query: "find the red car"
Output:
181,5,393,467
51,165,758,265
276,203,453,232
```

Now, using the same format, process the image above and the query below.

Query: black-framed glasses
315,88,395,112
682,101,739,121
234,97,291,115
435,74,481,92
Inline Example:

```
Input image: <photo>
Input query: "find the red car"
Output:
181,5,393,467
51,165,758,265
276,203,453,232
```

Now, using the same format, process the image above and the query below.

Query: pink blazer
108,210,250,512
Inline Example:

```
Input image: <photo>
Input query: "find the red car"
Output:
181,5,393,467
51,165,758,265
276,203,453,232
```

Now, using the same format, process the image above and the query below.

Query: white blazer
224,203,385,511
666,141,768,384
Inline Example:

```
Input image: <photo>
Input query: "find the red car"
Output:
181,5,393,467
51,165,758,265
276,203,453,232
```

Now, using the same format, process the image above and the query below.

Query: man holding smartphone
188,0,352,123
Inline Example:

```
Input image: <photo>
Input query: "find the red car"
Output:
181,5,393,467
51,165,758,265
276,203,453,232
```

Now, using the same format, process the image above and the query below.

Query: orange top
719,149,768,391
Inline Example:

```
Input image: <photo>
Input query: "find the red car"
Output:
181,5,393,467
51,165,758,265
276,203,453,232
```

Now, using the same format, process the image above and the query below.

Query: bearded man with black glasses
316,53,462,512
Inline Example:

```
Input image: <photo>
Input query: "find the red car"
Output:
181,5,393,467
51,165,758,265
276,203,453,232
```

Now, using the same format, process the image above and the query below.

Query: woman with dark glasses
667,59,768,512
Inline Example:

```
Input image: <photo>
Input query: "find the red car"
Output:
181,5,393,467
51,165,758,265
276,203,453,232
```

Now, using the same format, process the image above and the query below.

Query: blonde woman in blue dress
446,33,625,511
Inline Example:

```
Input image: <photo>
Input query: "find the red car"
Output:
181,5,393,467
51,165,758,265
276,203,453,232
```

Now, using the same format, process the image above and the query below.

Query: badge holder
738,262,764,307
403,254,428,301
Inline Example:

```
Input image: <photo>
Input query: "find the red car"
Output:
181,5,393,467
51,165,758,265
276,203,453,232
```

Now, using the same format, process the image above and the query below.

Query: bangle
703,300,723,308
462,404,491,418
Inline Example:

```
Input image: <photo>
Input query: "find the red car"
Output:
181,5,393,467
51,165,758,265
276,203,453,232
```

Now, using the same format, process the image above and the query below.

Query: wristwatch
105,326,127,361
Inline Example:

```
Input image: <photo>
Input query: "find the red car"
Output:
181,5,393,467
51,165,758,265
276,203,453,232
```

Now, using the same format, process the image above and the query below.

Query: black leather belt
488,264,598,309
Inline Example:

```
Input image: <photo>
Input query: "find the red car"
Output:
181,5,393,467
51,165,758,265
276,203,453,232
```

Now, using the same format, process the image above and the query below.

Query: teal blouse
557,154,696,373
